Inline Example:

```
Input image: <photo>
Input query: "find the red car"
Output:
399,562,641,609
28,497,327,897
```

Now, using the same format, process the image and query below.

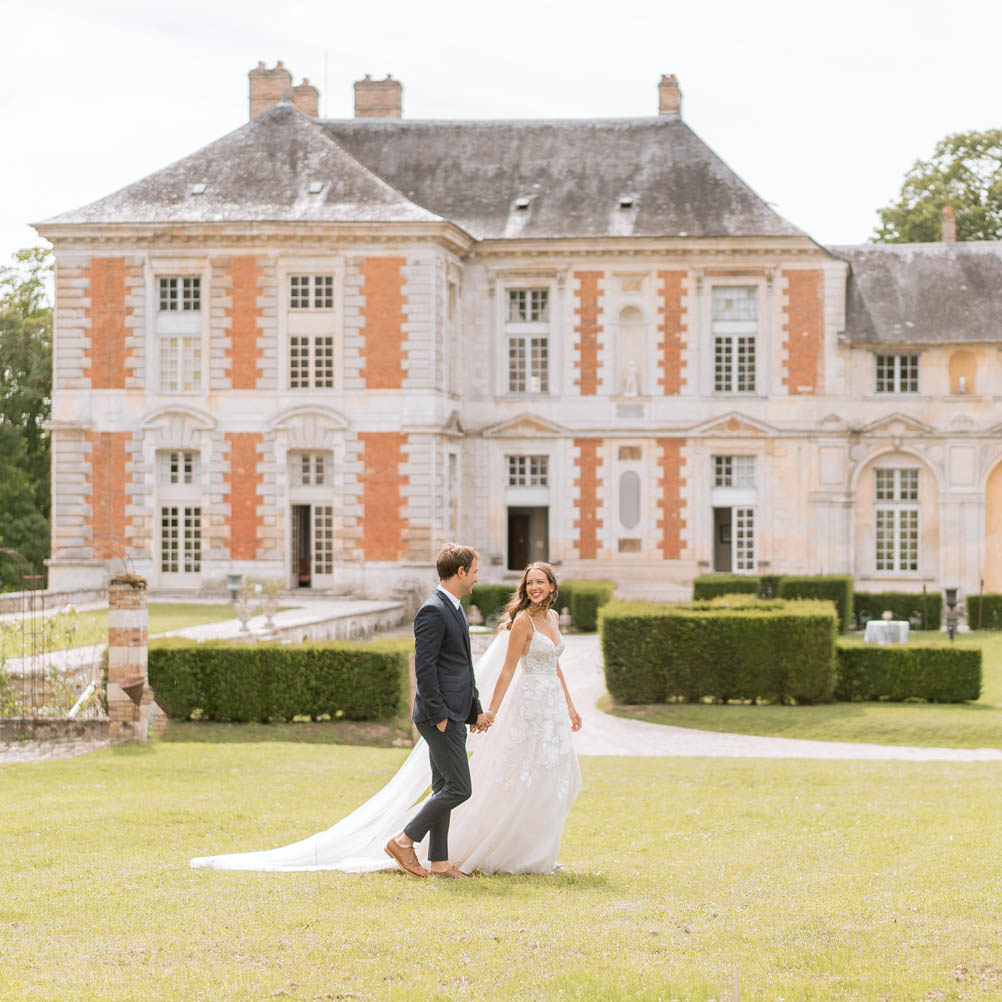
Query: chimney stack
249,62,320,119
658,74,682,116
941,203,957,244
354,74,403,118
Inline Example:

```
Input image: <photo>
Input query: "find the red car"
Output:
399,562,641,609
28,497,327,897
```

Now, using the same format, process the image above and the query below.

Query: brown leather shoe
385,839,427,878
429,865,469,879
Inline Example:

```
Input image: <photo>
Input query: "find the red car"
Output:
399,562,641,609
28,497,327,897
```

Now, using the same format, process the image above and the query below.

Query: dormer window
514,196,532,210
308,180,324,194
189,182,207,196
618,194,635,209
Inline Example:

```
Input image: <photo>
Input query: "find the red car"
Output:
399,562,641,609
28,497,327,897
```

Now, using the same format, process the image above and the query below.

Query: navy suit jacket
412,590,483,725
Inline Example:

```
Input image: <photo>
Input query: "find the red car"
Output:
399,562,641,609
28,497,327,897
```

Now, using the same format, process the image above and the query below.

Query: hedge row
693,574,853,631
966,594,1002,631
468,578,615,632
835,645,981,702
148,639,411,722
600,599,838,704
853,592,943,631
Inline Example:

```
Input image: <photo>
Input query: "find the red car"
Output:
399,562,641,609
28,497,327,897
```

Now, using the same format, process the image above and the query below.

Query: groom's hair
437,543,478,580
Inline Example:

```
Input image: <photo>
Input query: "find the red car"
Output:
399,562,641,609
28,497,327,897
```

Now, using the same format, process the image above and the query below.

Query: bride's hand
569,707,582,731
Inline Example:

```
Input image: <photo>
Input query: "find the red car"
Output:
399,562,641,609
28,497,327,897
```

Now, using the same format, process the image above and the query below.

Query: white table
864,620,910,645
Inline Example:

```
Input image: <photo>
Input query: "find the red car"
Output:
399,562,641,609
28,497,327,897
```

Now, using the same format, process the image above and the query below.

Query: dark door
508,506,549,571
292,505,311,587
713,506,732,572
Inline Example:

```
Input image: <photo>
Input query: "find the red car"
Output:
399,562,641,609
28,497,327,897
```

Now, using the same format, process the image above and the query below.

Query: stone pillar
107,574,151,742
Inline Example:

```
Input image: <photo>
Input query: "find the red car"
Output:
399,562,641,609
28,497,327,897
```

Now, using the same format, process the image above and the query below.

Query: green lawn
4,743,1002,1001
606,630,1002,748
0,603,286,658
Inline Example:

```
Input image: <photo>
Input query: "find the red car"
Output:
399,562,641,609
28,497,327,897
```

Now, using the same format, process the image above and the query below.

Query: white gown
190,616,582,875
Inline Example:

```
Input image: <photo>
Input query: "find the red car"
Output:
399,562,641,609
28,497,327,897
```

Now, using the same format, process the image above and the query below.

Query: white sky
4,0,1001,266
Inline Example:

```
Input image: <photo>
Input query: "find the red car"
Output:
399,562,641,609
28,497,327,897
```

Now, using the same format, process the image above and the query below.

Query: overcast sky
4,0,1001,268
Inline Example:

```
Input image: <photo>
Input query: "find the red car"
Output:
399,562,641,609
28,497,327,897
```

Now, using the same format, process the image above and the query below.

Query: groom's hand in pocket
436,718,448,732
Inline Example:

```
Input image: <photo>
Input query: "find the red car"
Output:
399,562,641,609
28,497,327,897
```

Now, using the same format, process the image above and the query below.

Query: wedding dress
190,616,581,875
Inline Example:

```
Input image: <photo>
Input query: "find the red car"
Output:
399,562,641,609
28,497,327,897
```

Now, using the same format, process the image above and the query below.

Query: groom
386,543,491,879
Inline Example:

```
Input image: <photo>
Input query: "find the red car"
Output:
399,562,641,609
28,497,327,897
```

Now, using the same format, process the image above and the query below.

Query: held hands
472,711,494,733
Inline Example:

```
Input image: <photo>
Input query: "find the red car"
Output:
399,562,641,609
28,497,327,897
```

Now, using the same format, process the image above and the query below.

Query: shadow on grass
371,869,612,892
161,718,414,748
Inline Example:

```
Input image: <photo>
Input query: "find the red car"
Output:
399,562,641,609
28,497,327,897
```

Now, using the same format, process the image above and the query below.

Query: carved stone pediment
858,412,934,437
271,405,349,449
688,411,777,437
140,405,216,447
479,413,568,439
818,412,847,429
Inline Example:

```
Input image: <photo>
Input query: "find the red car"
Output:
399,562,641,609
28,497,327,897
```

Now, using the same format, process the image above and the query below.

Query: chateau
35,64,1002,601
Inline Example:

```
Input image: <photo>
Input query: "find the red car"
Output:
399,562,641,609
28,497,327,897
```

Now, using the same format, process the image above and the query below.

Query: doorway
292,505,311,587
508,506,549,571
713,506,755,573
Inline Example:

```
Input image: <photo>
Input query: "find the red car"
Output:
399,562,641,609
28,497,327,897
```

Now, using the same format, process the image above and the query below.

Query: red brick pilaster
657,438,687,559
84,431,132,560
84,258,131,389
573,438,604,559
359,432,409,560
573,271,603,396
225,256,264,389
224,433,263,559
782,269,823,395
657,270,687,394
361,257,407,389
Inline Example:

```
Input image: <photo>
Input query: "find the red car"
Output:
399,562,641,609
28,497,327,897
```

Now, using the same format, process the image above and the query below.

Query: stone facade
34,71,1002,603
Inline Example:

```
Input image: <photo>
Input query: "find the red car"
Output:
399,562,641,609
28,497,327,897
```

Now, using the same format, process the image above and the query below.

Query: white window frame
289,274,335,311
875,354,919,394
733,506,756,572
505,287,551,395
158,276,201,312
713,455,755,489
711,285,758,395
507,454,549,487
289,335,334,389
289,451,329,487
874,468,920,572
160,505,202,574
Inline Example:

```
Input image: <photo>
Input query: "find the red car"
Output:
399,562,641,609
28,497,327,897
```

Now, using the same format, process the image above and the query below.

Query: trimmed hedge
778,575,854,634
467,585,513,622
966,594,1002,631
853,591,942,631
563,579,615,632
692,574,760,600
835,645,981,702
148,638,411,722
600,599,838,705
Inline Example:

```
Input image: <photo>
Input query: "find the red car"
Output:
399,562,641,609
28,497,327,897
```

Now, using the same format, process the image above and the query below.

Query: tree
873,129,1002,243
0,246,53,588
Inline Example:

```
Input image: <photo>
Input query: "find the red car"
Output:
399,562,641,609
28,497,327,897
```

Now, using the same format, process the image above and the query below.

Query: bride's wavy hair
499,562,559,631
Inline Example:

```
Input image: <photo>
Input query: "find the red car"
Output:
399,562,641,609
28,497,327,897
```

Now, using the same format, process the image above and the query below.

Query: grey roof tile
832,242,1002,345
40,103,440,226
322,116,805,240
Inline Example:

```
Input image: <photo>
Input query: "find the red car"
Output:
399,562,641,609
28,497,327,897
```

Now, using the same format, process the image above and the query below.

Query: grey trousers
404,717,472,862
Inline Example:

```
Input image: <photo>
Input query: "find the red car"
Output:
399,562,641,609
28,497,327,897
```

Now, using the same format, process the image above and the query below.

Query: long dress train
189,621,581,874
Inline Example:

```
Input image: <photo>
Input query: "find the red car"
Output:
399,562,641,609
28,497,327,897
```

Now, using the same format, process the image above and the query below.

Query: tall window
289,274,334,310
290,452,329,486
289,336,334,388
713,455,755,488
158,277,200,312
159,335,201,393
875,354,919,394
160,506,202,573
712,286,757,393
875,468,919,572
507,288,550,393
507,455,549,487
313,506,334,575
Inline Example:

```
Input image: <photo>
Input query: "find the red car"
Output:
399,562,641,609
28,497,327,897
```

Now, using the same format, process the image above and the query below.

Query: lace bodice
520,623,564,675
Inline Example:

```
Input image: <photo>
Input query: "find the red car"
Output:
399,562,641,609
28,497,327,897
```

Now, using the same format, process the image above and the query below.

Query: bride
190,561,582,875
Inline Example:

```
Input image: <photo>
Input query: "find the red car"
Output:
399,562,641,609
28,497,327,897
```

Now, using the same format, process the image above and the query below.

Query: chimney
354,74,403,118
942,203,957,244
249,61,292,119
658,74,682,116
292,79,319,118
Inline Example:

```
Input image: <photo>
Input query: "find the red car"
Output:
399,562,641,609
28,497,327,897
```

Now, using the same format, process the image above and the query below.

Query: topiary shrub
692,574,760,600
148,638,412,722
564,579,615,632
835,645,981,702
600,598,838,705
778,575,854,633
466,585,515,622
965,594,1002,631
853,591,942,631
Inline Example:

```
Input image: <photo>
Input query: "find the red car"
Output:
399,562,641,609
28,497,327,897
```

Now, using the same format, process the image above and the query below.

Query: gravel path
559,634,1002,762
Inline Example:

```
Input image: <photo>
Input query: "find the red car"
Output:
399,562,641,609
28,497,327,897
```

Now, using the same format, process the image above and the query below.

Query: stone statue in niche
957,376,968,395
623,361,639,396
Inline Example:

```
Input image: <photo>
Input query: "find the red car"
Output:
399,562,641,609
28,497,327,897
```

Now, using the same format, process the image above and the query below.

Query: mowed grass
4,742,1002,1001
606,630,1002,749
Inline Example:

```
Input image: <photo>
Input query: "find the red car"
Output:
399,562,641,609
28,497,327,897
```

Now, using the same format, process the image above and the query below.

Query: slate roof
41,103,806,240
833,242,1002,345
39,103,440,227
322,116,805,240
